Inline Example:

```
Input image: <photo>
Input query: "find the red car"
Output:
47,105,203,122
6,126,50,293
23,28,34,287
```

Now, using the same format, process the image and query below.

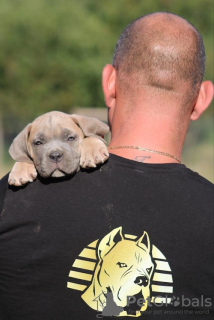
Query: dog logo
82,227,154,317
67,227,173,317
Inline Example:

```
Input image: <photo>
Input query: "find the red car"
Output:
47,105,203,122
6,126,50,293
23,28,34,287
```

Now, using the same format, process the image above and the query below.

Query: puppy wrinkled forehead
33,112,68,128
30,112,83,140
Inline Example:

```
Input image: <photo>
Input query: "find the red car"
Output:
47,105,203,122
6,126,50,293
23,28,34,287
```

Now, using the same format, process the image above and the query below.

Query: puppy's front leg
80,137,109,168
8,162,37,186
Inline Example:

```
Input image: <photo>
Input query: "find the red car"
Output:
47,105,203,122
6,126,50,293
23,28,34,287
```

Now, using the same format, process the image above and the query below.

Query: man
0,12,213,320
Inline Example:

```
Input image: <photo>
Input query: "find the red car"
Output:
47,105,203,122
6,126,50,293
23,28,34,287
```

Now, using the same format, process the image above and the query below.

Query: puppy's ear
98,227,124,260
71,114,109,138
9,124,33,164
136,231,151,253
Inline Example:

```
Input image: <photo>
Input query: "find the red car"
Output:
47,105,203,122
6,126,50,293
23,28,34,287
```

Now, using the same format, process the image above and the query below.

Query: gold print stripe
155,260,171,272
72,259,96,271
151,296,172,304
87,240,98,248
152,245,167,260
67,282,87,291
153,272,173,283
79,248,97,260
69,270,93,282
125,234,137,240
152,285,173,293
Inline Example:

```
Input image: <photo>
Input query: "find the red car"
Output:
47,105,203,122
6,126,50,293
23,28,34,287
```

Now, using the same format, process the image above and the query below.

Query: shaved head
113,13,205,100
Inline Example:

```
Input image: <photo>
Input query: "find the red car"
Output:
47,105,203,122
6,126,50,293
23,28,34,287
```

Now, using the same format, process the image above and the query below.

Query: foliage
0,0,213,136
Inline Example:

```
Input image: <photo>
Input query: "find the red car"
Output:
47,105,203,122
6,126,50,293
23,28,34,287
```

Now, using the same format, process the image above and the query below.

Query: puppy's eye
68,136,75,141
34,141,42,146
117,262,127,268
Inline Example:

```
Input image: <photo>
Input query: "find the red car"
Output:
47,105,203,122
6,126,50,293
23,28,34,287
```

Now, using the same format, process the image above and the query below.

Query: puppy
8,111,109,186
82,227,155,317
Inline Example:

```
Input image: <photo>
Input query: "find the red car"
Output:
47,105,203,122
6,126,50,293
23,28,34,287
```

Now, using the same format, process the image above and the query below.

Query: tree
0,0,213,138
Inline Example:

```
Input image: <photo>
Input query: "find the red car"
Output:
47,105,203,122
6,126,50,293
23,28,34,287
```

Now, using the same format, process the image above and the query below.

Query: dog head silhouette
82,227,155,317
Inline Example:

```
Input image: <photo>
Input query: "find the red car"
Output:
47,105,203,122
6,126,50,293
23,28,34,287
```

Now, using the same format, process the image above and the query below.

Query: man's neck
108,113,186,164
108,148,181,164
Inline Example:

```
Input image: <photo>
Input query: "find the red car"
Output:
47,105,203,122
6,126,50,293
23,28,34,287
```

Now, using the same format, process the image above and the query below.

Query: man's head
113,12,205,95
102,12,213,136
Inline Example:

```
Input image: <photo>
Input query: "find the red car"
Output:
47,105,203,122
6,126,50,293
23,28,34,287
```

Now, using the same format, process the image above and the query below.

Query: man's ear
190,81,214,121
102,64,116,109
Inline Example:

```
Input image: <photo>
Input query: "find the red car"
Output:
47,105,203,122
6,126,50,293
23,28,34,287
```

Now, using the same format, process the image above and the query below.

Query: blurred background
0,0,213,181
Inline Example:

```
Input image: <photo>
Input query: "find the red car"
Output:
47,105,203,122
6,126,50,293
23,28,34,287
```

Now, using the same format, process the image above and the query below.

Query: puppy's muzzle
49,150,63,163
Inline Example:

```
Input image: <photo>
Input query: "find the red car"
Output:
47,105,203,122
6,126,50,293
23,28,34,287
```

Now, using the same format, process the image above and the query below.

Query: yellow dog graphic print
82,227,155,317
67,227,174,317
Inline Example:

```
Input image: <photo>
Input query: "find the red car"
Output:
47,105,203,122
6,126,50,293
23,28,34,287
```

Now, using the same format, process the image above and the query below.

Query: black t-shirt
0,154,213,319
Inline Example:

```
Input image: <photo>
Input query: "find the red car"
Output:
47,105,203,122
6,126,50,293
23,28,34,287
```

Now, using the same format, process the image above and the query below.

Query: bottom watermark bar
95,294,212,318
126,295,212,308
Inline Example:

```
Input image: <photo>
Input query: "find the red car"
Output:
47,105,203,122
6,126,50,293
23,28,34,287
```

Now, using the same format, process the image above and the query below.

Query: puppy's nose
134,276,149,287
49,151,63,163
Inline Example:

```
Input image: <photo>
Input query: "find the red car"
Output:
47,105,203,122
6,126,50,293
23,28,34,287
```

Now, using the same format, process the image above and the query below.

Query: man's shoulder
1,157,213,204
0,173,9,213
182,166,213,190
0,173,9,195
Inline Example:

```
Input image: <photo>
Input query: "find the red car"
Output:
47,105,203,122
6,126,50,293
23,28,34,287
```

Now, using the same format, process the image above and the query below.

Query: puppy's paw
8,162,37,186
80,137,109,169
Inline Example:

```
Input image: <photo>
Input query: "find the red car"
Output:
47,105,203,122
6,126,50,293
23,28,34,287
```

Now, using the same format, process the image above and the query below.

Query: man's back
0,155,213,319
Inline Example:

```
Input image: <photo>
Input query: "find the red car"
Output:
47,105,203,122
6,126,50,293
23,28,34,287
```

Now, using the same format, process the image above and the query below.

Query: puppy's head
9,111,109,178
96,227,154,313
